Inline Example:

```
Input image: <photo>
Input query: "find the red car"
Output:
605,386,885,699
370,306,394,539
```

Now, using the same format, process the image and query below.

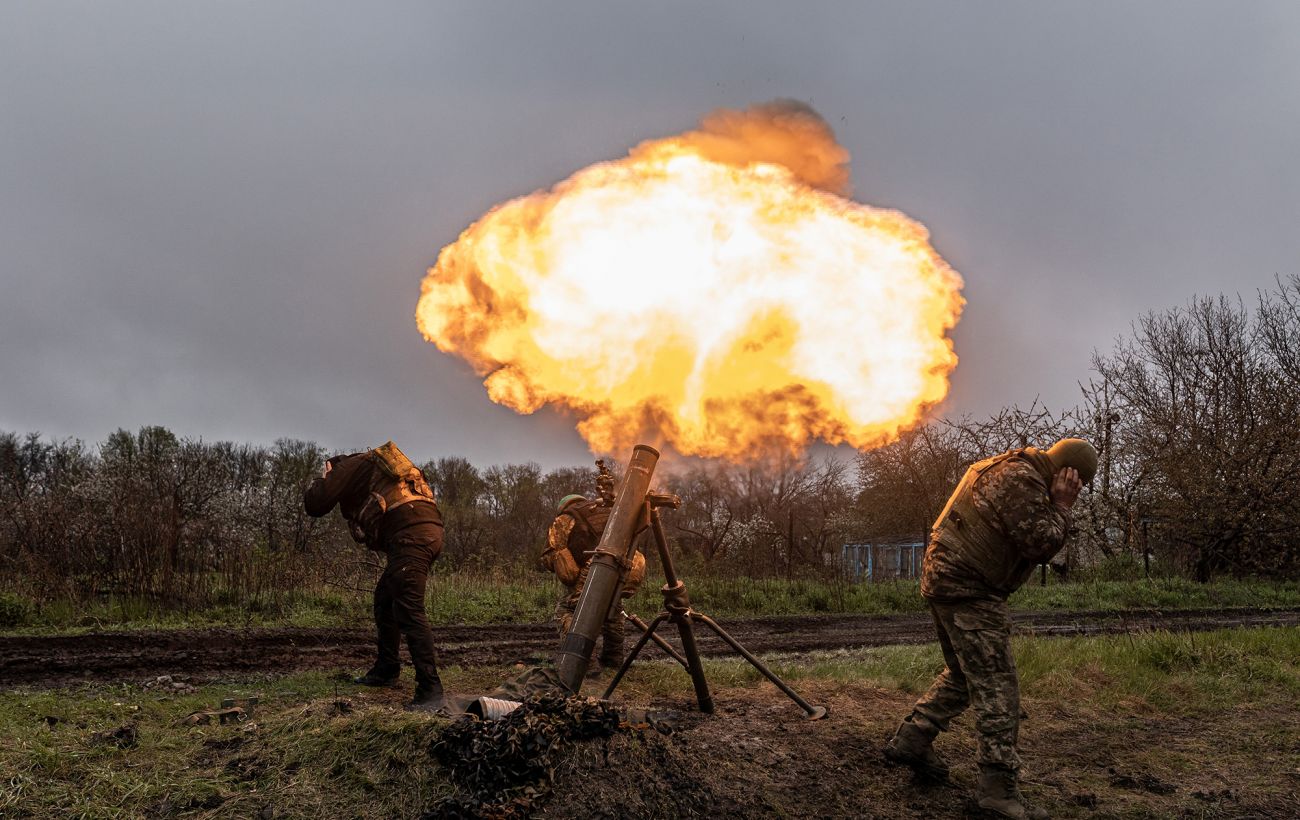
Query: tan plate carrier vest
930,449,1047,595
348,441,435,548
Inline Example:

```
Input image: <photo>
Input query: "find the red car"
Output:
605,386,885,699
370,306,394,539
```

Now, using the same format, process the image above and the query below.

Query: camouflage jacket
541,515,581,587
922,451,1071,601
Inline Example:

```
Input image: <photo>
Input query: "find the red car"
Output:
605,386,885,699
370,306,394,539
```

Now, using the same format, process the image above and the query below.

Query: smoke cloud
632,99,852,196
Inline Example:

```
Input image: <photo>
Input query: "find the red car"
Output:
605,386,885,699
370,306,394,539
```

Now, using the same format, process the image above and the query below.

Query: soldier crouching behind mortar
304,441,449,712
884,438,1097,820
540,460,646,674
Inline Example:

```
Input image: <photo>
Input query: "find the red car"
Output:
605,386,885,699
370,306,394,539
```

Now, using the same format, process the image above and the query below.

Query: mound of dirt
426,693,670,819
531,680,1300,819
417,681,972,818
536,684,964,819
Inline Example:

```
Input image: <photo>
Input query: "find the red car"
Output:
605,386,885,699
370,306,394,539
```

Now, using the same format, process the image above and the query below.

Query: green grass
0,671,460,819
4,574,1299,636
2,627,1297,818
1008,575,1300,612
615,625,1300,712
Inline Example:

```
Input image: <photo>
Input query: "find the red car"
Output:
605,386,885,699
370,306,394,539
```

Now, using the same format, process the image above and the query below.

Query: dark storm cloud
2,1,1298,466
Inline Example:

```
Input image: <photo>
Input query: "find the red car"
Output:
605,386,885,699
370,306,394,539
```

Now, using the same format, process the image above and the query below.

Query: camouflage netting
424,692,671,819
487,664,567,701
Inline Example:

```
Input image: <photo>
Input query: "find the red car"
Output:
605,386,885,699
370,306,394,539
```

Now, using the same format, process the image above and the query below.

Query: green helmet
1045,438,1098,485
557,494,587,513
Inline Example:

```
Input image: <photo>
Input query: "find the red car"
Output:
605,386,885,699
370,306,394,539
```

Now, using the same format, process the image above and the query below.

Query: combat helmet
1045,438,1098,485
557,494,587,513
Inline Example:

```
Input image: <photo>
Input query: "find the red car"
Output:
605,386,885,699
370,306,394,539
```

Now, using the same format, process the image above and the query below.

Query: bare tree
424,456,490,563
1093,289,1300,579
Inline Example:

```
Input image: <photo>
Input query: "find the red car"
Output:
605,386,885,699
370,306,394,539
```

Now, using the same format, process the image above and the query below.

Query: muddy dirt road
3,607,1297,688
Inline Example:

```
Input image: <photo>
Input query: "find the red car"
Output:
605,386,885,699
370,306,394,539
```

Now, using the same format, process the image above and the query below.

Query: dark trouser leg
554,569,586,638
931,598,1022,773
555,567,624,670
910,602,972,733
598,600,626,668
371,563,402,677
385,529,444,690
553,591,573,637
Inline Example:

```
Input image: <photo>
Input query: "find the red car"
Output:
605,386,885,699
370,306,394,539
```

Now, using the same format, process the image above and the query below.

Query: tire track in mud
3,607,1298,688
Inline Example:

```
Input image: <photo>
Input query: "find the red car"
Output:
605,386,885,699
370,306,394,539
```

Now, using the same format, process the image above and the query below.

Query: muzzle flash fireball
416,101,964,458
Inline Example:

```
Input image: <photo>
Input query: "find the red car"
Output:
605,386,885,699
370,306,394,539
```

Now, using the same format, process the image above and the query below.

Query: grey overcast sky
2,2,1298,467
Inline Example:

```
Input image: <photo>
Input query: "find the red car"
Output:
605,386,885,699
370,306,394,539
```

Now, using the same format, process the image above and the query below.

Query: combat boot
976,766,1048,819
596,649,624,677
884,715,949,780
405,683,447,713
353,666,399,687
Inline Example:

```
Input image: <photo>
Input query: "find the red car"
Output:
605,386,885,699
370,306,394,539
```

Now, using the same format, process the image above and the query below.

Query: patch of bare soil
539,682,1300,819
4,607,1298,689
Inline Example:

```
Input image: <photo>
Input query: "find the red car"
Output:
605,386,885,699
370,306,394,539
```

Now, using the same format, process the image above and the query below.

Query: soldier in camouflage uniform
540,462,645,672
884,438,1096,820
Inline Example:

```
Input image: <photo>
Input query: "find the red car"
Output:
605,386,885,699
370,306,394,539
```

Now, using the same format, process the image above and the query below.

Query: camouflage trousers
554,568,626,668
910,597,1022,772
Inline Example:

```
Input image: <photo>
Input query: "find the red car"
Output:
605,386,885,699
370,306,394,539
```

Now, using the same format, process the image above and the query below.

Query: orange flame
417,101,964,459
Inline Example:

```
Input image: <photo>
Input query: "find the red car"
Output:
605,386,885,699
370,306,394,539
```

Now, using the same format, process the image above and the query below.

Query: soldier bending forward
885,438,1096,820
304,441,447,711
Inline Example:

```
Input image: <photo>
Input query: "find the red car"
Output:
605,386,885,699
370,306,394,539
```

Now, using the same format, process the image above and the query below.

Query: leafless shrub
1090,281,1300,579
661,455,852,577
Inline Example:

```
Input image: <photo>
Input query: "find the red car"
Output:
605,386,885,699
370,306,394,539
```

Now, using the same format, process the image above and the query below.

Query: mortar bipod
602,499,828,721
623,608,690,670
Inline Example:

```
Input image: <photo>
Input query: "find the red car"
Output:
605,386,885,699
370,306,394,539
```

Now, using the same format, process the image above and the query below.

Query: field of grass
648,620,1300,711
3,573,1300,635
3,626,1298,817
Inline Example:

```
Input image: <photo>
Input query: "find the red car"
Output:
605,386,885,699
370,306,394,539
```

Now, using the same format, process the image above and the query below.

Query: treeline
0,431,616,610
0,431,340,610
2,278,1298,611
858,276,1300,581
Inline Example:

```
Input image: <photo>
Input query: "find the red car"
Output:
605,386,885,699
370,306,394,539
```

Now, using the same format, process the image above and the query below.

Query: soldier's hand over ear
1050,467,1083,512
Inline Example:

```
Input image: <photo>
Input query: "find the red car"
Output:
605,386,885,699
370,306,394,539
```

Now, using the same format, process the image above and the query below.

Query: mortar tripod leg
624,609,690,669
602,611,671,699
692,612,828,720
672,607,715,714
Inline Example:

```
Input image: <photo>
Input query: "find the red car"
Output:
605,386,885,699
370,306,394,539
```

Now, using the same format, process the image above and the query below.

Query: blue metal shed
841,540,925,582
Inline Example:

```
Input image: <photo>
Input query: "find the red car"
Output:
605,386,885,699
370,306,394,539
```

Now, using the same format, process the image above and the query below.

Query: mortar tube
554,444,659,692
